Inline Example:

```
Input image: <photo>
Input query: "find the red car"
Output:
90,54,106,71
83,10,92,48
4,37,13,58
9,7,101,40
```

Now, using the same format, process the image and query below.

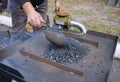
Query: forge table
0,29,118,82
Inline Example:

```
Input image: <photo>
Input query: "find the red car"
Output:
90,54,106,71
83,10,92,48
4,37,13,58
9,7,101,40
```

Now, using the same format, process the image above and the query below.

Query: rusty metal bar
20,48,84,76
64,33,99,48
87,30,118,41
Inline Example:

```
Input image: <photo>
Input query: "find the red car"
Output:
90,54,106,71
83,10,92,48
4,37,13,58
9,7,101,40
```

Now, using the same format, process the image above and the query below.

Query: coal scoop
45,12,87,47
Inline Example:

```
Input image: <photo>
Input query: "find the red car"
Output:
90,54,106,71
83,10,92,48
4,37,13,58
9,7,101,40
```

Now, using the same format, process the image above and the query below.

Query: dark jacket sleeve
16,0,30,6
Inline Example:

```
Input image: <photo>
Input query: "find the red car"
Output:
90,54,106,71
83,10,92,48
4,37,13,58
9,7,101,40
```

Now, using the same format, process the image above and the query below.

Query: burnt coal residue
43,37,90,64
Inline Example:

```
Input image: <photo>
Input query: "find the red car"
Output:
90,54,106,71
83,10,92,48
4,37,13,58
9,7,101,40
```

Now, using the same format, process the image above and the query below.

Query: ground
1,0,120,41
48,0,120,41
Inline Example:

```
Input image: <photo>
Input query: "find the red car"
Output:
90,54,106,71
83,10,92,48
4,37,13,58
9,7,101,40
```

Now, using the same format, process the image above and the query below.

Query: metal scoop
45,29,67,47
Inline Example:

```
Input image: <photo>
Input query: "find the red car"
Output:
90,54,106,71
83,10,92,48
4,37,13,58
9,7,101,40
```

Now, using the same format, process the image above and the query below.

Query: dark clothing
10,0,48,38
16,0,44,7
0,0,7,8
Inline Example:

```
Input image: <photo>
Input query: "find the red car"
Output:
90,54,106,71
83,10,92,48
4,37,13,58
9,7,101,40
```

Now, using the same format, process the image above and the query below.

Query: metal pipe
70,21,87,35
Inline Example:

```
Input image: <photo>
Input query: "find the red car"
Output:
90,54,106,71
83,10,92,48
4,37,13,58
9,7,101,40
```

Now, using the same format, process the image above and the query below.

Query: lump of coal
43,37,90,64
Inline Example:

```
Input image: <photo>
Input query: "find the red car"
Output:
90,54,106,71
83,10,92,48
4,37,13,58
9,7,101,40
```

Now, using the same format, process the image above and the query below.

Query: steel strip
20,48,84,76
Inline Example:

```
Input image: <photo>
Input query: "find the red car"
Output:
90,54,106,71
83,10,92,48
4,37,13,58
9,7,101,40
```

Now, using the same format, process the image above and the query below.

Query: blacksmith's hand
27,11,45,28
55,0,62,13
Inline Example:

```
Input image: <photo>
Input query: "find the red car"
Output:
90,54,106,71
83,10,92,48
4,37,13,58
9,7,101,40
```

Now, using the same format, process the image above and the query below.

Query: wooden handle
25,23,34,33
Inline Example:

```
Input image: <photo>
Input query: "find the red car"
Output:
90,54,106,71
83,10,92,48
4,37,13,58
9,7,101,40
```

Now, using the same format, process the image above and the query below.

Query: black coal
43,37,90,64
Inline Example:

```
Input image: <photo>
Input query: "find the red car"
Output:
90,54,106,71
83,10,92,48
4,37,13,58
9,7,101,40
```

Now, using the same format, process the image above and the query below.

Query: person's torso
30,0,44,7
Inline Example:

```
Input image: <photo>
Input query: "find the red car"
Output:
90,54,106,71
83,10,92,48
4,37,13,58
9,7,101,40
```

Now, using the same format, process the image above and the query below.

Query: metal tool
45,12,87,47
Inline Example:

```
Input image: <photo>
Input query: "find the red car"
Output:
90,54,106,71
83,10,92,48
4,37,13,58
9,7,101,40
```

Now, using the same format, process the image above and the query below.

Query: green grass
48,0,120,42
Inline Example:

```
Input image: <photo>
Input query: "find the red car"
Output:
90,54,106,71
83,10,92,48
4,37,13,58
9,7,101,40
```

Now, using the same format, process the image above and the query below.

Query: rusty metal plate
19,29,118,82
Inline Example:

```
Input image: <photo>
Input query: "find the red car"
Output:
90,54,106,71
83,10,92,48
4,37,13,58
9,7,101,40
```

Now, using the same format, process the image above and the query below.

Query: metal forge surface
20,29,118,82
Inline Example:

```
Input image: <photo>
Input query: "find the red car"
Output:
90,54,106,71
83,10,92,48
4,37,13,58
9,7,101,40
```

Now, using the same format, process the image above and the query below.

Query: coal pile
43,37,90,64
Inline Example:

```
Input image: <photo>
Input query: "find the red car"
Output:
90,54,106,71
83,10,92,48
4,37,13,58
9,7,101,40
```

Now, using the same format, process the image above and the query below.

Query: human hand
55,0,62,13
27,11,45,28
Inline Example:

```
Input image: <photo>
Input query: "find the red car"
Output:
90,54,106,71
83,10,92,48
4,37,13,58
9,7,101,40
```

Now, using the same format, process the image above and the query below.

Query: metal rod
20,48,84,76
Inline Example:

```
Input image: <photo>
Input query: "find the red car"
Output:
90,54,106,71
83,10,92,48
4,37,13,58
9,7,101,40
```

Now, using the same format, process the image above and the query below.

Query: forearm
22,2,35,16
15,0,44,28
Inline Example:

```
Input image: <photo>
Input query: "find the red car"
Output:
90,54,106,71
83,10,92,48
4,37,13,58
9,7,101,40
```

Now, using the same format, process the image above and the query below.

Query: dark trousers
10,0,48,36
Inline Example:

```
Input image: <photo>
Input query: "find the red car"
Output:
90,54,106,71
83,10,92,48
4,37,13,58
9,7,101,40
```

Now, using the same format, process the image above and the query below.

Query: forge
0,28,118,82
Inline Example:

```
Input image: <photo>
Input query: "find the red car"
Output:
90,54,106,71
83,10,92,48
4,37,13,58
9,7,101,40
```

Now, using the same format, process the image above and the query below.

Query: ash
43,37,90,64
